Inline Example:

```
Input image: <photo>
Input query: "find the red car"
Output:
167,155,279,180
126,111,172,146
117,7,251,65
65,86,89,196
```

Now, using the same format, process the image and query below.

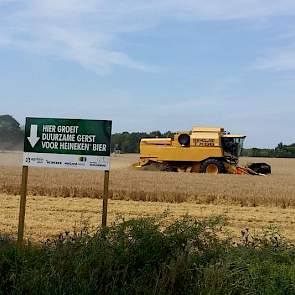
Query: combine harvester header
136,126,271,175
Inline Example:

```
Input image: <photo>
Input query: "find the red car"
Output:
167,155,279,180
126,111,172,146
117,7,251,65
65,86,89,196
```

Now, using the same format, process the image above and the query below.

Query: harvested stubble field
1,152,295,241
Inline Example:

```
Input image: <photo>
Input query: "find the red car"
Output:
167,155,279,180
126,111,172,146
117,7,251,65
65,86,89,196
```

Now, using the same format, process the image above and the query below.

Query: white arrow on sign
27,125,40,148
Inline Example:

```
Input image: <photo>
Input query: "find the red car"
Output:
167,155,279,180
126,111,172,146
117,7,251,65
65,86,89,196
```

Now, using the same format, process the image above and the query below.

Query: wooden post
17,165,29,245
101,170,110,227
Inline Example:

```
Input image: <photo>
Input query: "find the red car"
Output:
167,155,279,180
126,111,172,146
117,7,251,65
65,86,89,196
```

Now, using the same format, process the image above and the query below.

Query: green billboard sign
23,117,112,170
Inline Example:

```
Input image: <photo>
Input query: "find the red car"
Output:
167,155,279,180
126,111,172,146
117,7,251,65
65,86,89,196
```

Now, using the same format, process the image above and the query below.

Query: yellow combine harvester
136,127,271,175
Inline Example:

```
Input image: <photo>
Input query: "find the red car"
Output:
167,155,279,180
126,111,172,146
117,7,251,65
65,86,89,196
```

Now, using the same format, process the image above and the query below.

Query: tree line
0,114,294,157
111,132,295,158
241,143,295,158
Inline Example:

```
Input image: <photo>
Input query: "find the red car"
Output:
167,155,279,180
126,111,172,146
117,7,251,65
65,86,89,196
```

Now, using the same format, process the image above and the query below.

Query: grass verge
1,215,295,295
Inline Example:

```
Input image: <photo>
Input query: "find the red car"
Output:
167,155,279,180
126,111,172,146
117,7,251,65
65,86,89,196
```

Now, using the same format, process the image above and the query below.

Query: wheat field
0,153,294,207
0,152,295,241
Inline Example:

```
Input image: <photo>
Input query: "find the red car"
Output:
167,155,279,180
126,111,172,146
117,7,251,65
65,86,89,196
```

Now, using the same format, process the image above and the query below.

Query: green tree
0,115,24,150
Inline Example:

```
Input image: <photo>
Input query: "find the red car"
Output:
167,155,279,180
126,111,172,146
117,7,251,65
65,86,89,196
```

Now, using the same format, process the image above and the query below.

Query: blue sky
0,0,295,147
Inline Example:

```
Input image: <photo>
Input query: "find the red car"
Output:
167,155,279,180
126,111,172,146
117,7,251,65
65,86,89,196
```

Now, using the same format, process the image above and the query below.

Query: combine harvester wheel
200,159,225,174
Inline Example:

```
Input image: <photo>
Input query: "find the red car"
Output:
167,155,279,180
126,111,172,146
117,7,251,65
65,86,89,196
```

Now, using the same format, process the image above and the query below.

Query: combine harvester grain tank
136,126,271,175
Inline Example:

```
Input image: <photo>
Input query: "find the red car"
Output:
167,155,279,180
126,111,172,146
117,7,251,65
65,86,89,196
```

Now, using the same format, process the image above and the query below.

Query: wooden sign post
102,170,110,227
17,117,112,243
17,166,29,244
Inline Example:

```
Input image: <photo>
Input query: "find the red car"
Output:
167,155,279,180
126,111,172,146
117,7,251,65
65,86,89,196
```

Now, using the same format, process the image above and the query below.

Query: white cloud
1,0,295,74
254,48,295,71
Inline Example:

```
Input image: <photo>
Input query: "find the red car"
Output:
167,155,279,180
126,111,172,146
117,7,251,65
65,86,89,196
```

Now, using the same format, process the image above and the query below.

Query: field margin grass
1,215,295,295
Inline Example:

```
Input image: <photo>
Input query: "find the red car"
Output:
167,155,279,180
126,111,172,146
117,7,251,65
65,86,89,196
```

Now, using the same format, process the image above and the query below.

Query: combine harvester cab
137,127,271,175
